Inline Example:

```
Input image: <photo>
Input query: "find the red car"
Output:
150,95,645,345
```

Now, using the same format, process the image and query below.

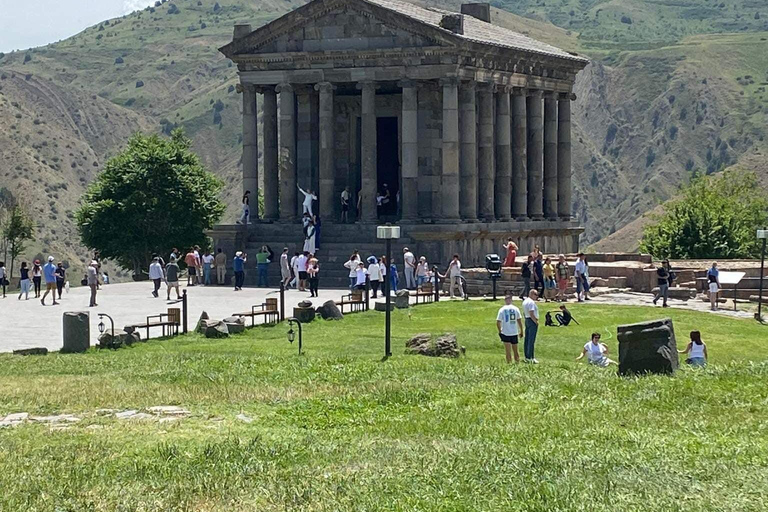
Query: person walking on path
520,255,533,299
574,253,590,302
445,254,464,299
707,262,720,311
403,247,416,290
290,251,300,289
679,331,708,367
32,260,43,299
367,256,382,298
165,256,181,300
214,248,227,285
256,245,271,288
345,251,360,290
503,239,518,267
555,254,569,302
280,247,291,289
576,333,616,367
238,190,251,225
522,290,540,363
653,259,672,307
297,184,317,216
307,255,320,297
87,260,99,307
233,251,246,291
202,250,214,286
41,256,59,306
55,262,66,300
185,249,198,286
497,293,524,364
18,262,31,300
0,261,6,298
149,257,165,298
340,187,350,223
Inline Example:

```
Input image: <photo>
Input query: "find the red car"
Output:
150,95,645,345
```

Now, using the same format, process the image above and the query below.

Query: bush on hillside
641,170,768,259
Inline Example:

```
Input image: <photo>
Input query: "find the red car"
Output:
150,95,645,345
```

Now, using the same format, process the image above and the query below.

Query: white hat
236,251,243,257
48,256,54,262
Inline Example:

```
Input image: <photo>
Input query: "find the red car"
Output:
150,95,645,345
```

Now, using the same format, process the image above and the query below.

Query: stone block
617,318,679,376
607,276,628,288
395,289,411,309
201,320,229,339
375,301,395,312
224,316,246,334
195,311,210,333
293,307,315,324
62,311,90,353
13,347,48,356
98,330,140,349
316,300,344,320
406,332,463,358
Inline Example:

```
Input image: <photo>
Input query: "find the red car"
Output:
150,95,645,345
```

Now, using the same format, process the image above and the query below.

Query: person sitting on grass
576,333,616,367
679,330,708,367
545,305,578,327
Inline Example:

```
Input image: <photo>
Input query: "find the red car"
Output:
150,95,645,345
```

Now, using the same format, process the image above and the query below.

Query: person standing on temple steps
238,190,251,225
297,184,317,216
340,187,350,223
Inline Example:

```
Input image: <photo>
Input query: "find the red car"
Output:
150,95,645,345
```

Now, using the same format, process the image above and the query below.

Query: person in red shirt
184,249,198,286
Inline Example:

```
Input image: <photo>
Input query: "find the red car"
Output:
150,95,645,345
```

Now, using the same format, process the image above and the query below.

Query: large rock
98,330,140,349
195,311,210,333
223,316,246,334
617,318,679,376
395,289,410,309
200,319,229,339
297,300,313,308
292,306,315,324
62,311,90,353
405,332,464,358
316,300,343,320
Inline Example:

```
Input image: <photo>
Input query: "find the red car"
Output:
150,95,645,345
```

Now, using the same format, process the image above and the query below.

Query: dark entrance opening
376,117,399,219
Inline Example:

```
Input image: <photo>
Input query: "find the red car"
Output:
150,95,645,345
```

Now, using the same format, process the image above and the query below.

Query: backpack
545,312,555,327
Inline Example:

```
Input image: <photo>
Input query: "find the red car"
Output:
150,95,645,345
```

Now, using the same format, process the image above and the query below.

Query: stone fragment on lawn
292,306,315,323
148,406,190,416
617,318,679,376
0,412,29,427
236,413,253,423
222,316,246,334
115,411,154,421
395,289,410,309
316,300,343,320
200,319,229,338
195,311,210,333
98,329,141,349
115,410,139,419
13,347,48,356
406,332,464,358
30,414,81,424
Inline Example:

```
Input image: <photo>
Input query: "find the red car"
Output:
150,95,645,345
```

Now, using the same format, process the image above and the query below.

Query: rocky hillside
0,0,767,274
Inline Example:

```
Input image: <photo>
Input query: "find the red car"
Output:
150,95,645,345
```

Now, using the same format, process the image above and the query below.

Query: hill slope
1,0,767,272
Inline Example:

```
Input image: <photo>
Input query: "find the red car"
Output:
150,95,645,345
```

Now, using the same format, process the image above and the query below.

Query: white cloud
122,0,157,15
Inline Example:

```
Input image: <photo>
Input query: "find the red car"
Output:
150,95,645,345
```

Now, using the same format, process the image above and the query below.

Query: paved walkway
0,282,378,353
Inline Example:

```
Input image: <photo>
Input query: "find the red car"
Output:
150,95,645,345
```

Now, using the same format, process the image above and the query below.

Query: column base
529,215,544,220
547,216,560,222
462,218,479,223
435,218,461,224
515,216,529,222
481,216,495,223
498,217,512,222
560,215,572,221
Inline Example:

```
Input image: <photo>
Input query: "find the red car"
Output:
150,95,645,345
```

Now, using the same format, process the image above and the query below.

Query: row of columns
241,80,573,223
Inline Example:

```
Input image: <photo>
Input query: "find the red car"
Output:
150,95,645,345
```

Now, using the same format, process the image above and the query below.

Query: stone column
526,90,544,220
477,83,495,221
558,93,573,220
543,92,559,220
358,81,377,223
495,85,512,221
315,82,335,219
277,83,296,221
261,86,279,220
400,80,419,221
440,78,460,221
458,81,477,221
511,88,528,220
241,83,259,219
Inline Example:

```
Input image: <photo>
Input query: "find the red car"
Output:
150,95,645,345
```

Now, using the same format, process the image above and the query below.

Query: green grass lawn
1,301,767,511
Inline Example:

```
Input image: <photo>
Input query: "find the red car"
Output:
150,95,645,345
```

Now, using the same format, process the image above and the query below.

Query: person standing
542,257,556,302
149,257,164,298
314,215,322,250
202,250,214,286
496,293,524,364
238,190,251,225
355,262,367,290
297,184,317,216
256,245,271,288
555,254,569,302
87,260,99,307
41,256,59,306
290,251,300,289
307,255,320,297
679,331,708,367
503,239,518,267
0,261,6,298
653,259,671,307
55,262,66,300
403,247,416,290
340,187,350,223
416,256,429,288
344,252,360,290
297,251,309,292
32,260,43,298
233,251,246,291
446,254,464,299
389,256,399,294
18,262,31,300
707,262,720,311
522,290,540,363
170,247,179,262
533,254,544,296
280,247,291,289
574,253,590,302
367,256,382,298
165,256,181,300
576,333,616,367
520,255,533,299
185,248,198,286
303,220,316,255
215,248,227,285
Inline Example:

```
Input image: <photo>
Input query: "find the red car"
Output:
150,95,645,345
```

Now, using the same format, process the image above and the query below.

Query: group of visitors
514,244,585,303
12,256,67,306
495,290,540,363
281,249,320,296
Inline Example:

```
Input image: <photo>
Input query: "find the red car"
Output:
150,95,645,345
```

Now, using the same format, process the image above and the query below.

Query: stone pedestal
617,318,679,376
395,289,411,309
293,306,315,323
62,311,90,353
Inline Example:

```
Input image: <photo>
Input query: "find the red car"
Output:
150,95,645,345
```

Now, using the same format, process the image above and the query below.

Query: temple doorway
376,116,399,219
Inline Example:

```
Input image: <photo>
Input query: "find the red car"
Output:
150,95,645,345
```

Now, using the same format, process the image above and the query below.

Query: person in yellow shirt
542,257,556,302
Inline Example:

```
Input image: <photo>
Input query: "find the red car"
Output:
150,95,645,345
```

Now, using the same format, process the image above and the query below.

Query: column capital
476,82,494,92
235,83,246,94
526,89,543,98
275,83,293,94
559,92,577,101
438,77,459,87
397,79,418,88
314,81,336,93
493,84,512,94
542,91,558,100
459,80,476,92
512,86,527,96
356,80,378,92
253,84,275,94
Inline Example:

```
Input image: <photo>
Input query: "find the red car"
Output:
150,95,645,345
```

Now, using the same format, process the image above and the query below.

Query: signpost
758,229,767,322
377,225,400,358
718,271,746,312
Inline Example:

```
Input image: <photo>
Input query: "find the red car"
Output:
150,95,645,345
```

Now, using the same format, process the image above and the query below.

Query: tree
640,170,768,259
2,203,35,278
76,129,225,275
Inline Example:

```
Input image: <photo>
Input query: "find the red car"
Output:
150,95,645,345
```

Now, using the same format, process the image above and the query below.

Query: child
576,333,616,367
355,262,367,290
679,331,707,367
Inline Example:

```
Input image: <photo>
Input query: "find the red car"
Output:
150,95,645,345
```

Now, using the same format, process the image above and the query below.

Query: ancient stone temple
214,0,589,283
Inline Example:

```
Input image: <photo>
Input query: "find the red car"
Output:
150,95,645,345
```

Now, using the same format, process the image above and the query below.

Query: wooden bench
413,284,435,305
232,299,280,327
336,291,366,313
130,308,180,339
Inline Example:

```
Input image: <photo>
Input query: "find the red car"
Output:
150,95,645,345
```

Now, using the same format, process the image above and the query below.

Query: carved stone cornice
275,83,293,94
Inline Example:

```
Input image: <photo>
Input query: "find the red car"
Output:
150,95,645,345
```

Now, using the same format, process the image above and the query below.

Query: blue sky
0,0,155,53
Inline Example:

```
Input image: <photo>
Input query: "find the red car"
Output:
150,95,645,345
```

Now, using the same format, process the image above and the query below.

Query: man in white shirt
296,251,309,291
522,289,540,363
148,257,165,298
446,254,464,299
290,252,300,289
403,247,416,290
496,293,524,363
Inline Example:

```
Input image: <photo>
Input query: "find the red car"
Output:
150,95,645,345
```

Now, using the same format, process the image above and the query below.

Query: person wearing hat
87,260,99,307
653,259,672,308
367,255,382,298
41,256,59,306
416,256,429,288
149,256,165,298
233,251,246,291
